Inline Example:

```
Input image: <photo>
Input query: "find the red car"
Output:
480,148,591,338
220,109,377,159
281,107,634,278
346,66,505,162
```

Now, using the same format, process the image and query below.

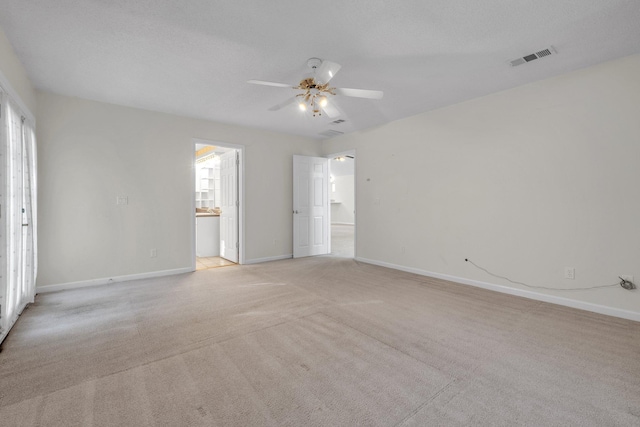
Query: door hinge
236,242,239,249
236,200,239,207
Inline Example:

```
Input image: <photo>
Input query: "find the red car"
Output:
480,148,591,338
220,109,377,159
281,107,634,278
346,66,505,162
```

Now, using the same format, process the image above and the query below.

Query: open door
293,155,329,258
220,150,238,263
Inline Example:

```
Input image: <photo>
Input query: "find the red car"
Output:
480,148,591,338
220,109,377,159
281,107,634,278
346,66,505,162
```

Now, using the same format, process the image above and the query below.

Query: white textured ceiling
1,1,639,139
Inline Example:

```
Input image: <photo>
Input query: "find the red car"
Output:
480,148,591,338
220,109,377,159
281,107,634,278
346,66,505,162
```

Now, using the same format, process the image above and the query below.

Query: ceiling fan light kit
248,57,383,119
295,77,337,117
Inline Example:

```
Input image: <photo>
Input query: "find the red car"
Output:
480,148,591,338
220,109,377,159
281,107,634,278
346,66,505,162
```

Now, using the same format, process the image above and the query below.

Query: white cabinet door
196,216,220,257
293,155,329,258
220,150,238,263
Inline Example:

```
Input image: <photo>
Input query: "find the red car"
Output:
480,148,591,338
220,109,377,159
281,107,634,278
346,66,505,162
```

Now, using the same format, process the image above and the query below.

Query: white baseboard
36,267,194,293
355,257,640,323
331,222,355,226
244,254,293,265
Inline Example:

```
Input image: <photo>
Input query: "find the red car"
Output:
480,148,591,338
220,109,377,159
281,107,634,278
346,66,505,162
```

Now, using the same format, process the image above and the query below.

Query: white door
293,155,329,258
0,93,37,342
220,150,238,263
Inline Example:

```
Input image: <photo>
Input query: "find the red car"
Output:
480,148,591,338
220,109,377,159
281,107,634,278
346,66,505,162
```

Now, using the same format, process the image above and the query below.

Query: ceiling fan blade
315,61,342,84
321,102,340,118
334,87,383,99
248,79,292,88
268,96,298,111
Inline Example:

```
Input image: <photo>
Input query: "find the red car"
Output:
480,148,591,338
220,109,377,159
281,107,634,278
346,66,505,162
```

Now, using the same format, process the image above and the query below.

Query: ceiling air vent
330,119,346,125
319,129,344,138
510,46,557,67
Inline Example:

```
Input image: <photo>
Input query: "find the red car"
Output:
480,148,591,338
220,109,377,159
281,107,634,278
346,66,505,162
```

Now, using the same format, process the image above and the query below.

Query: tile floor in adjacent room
196,256,236,271
331,224,354,258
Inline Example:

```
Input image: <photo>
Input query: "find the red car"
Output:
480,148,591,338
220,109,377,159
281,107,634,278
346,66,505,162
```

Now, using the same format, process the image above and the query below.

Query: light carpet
0,256,638,426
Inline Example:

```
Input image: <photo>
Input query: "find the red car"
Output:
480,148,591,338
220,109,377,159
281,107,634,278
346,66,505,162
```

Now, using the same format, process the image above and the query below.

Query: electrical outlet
564,267,575,280
116,196,128,205
273,239,278,247
401,246,405,254
150,248,157,258
620,275,636,290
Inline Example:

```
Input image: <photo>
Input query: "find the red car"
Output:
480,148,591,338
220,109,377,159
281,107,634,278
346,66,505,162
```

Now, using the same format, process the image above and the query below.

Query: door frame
325,149,356,258
191,138,245,269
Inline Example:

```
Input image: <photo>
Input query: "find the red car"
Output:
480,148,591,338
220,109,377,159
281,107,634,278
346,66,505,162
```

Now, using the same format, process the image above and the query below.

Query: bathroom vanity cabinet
196,214,220,257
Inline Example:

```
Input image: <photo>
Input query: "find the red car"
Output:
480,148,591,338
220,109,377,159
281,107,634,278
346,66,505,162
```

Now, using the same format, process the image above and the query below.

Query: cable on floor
465,258,631,291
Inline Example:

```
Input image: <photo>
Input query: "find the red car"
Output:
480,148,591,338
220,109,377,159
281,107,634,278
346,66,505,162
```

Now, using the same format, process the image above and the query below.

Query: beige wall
322,54,640,315
0,26,36,115
36,91,319,286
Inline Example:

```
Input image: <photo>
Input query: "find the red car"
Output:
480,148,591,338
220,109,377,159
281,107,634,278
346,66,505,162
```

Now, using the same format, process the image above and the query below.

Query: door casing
191,139,244,268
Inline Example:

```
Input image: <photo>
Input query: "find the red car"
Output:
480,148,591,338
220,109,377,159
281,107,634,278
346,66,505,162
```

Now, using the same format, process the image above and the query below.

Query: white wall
331,175,355,225
36,91,319,287
0,25,36,116
322,54,640,317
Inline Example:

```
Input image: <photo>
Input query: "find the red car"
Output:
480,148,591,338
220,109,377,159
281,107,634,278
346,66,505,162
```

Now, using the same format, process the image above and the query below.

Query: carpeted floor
1,256,638,426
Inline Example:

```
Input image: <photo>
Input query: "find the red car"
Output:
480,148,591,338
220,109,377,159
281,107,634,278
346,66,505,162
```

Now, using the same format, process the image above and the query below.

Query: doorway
328,151,355,258
193,139,244,270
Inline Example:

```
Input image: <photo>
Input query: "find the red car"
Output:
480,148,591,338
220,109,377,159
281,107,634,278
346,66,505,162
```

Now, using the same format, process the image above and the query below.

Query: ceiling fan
248,58,383,118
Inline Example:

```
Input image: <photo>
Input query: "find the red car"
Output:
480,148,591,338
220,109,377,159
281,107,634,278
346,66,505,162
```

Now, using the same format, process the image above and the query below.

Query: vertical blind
0,86,37,342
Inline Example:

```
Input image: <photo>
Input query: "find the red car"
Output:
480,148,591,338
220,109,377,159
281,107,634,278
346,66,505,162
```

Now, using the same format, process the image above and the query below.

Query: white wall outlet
150,248,157,258
273,239,278,247
116,196,128,205
564,267,575,280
